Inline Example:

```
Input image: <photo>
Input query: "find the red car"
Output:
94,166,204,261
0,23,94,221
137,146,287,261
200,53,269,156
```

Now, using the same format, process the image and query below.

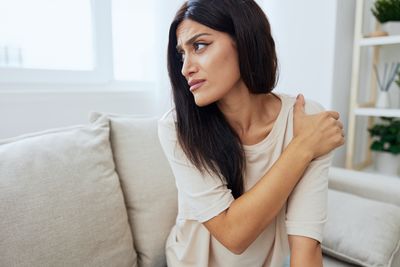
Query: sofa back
2,112,399,267
89,112,178,267
0,119,137,267
328,167,400,207
323,167,400,267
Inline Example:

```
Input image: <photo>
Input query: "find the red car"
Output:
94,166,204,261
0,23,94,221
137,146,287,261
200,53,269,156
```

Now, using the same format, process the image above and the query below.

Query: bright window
112,0,156,81
0,0,94,70
0,0,157,84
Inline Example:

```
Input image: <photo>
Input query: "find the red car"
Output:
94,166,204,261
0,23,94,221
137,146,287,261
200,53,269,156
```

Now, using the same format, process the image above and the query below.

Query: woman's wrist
288,137,314,163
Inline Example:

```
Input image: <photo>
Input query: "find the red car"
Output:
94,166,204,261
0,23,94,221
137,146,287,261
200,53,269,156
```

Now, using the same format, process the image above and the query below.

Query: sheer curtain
154,0,184,116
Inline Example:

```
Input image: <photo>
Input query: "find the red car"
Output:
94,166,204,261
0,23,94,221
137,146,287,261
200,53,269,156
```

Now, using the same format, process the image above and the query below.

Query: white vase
376,91,391,108
374,151,400,176
381,21,400,36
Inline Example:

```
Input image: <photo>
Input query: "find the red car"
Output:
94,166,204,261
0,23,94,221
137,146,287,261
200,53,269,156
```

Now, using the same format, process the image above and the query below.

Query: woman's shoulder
159,107,177,128
158,107,178,144
277,93,326,115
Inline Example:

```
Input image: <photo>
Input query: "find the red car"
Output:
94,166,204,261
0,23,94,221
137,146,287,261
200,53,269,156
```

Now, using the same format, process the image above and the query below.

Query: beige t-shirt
158,93,331,267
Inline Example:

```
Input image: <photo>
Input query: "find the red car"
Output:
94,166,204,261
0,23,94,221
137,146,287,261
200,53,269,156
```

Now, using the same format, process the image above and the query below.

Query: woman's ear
228,35,237,48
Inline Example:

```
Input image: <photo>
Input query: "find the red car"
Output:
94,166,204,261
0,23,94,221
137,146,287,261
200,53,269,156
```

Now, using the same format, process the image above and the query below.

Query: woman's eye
177,43,208,62
194,42,207,52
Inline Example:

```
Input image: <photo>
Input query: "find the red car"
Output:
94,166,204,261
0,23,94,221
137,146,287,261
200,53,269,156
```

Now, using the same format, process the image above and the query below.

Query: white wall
0,0,185,140
331,0,356,167
261,0,355,167
263,0,337,108
1,0,356,169
0,84,156,139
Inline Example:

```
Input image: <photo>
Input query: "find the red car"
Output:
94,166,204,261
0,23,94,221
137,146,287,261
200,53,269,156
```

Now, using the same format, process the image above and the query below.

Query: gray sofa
1,112,399,267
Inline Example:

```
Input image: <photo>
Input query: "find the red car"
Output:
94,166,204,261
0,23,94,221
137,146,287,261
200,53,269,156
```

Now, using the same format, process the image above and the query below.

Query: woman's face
176,19,243,107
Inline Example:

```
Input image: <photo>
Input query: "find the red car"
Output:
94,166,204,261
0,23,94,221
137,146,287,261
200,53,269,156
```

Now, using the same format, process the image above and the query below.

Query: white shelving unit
354,108,400,117
359,35,400,46
345,0,400,174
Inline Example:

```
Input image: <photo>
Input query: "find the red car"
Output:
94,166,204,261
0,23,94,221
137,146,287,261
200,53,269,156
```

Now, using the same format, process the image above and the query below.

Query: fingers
294,94,305,114
336,120,343,129
326,110,340,120
337,121,345,137
328,111,344,138
334,119,345,139
331,117,345,137
337,125,345,137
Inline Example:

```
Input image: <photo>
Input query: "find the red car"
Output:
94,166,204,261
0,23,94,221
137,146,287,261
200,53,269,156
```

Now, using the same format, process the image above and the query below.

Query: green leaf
368,116,400,153
371,141,384,151
371,0,400,23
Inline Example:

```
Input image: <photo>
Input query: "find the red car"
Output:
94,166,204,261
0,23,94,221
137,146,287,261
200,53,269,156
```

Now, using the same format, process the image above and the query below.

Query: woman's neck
217,84,281,137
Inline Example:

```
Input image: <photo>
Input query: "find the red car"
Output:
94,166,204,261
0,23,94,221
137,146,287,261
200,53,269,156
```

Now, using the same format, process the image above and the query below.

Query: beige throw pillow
0,121,136,267
322,189,400,267
90,112,178,267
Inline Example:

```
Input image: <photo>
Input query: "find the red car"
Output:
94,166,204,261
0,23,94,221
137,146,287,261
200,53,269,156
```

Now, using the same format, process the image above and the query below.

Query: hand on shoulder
293,94,344,159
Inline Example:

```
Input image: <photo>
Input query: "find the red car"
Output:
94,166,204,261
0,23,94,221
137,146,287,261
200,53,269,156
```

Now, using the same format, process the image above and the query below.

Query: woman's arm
203,95,344,254
289,236,323,267
204,137,313,254
285,98,334,266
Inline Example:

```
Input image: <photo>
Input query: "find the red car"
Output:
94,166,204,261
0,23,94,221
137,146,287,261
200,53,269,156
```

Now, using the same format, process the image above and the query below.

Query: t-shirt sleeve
157,113,235,223
285,99,332,243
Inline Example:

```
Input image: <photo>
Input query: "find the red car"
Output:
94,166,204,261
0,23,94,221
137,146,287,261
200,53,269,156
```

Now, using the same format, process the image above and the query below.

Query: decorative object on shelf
396,70,400,88
368,117,400,176
347,0,400,172
381,22,400,35
373,62,400,108
370,0,400,36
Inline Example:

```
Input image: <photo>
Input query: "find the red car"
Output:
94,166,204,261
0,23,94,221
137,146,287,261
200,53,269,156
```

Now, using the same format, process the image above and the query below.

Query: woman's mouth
189,80,206,92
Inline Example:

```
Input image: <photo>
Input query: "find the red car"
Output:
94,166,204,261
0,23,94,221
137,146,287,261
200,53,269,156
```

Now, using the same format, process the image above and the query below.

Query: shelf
359,35,400,46
346,0,400,170
354,107,400,117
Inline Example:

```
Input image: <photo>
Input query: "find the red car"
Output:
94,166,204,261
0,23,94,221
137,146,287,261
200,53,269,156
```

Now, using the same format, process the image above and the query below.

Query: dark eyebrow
176,33,212,52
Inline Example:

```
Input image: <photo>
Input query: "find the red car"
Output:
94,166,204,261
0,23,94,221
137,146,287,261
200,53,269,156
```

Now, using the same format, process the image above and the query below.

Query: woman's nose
181,56,198,78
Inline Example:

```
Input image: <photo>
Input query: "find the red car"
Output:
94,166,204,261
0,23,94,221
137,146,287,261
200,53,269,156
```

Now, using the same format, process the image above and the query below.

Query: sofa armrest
328,167,400,207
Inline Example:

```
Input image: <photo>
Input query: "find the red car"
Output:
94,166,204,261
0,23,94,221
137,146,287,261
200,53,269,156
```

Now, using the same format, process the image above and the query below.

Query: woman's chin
193,95,210,107
194,99,209,107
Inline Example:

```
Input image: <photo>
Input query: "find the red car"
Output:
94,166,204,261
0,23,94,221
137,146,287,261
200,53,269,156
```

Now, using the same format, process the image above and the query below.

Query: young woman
158,0,345,266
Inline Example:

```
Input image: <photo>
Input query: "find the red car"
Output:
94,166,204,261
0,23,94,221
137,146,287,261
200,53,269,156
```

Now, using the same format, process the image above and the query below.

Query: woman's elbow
224,237,252,255
226,242,246,255
202,210,253,255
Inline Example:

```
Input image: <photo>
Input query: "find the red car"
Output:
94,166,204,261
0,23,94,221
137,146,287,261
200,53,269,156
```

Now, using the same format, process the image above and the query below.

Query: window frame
0,0,114,85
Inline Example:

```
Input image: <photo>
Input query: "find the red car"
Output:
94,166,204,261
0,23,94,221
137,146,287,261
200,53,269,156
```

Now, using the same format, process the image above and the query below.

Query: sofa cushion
0,121,136,267
90,112,178,267
323,254,361,267
328,167,400,206
322,189,400,267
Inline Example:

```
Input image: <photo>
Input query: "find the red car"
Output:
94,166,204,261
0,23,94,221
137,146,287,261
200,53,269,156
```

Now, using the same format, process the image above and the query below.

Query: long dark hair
167,0,278,199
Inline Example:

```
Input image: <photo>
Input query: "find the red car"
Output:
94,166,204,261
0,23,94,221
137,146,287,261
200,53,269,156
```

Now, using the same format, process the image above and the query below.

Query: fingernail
296,94,300,100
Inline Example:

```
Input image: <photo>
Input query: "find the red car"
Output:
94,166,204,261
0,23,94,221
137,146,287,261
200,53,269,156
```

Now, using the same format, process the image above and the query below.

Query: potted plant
368,117,400,176
370,0,400,36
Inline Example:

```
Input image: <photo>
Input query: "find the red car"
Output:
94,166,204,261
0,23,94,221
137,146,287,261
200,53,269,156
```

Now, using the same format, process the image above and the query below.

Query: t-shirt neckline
242,93,286,152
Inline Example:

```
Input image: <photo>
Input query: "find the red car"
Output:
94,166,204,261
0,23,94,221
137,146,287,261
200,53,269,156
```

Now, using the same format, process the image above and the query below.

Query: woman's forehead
176,20,215,43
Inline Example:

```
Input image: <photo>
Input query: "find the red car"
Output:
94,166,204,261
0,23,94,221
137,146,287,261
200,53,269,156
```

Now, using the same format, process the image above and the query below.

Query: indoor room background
1,0,398,169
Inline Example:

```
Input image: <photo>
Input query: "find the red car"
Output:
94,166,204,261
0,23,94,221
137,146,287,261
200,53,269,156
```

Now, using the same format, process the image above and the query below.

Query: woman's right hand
293,94,345,159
